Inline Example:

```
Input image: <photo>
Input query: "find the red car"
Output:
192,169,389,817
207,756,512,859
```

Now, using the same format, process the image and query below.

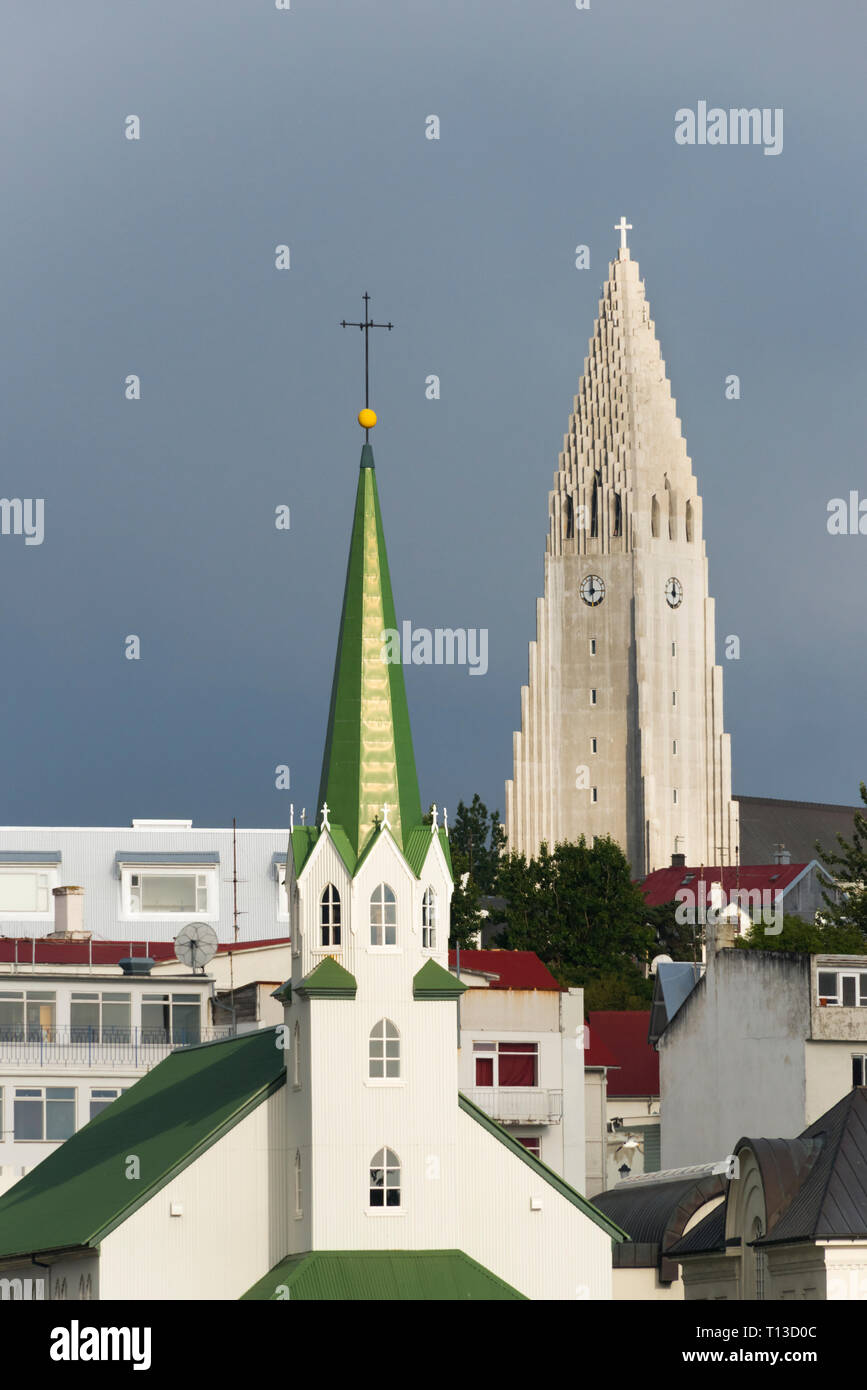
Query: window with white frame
0,864,58,915
89,1088,127,1121
294,1150,302,1217
852,1054,867,1086
122,865,215,917
515,1135,541,1157
473,1040,538,1087
320,884,341,947
141,992,201,1044
421,887,436,949
818,970,867,1007
369,1147,401,1208
369,1019,401,1079
71,992,131,1043
370,883,397,946
0,990,56,1041
14,1086,75,1141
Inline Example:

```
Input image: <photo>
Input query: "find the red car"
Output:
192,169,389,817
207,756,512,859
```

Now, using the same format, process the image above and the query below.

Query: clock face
665,577,683,608
580,574,606,607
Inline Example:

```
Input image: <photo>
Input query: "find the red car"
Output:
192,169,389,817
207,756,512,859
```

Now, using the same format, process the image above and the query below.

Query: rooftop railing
0,1025,234,1069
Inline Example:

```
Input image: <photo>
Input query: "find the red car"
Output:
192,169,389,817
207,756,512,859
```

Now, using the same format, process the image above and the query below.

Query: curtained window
473,1041,538,1087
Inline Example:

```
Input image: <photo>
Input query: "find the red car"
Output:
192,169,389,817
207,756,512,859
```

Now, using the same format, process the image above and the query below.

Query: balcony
465,1087,563,1125
0,1026,234,1071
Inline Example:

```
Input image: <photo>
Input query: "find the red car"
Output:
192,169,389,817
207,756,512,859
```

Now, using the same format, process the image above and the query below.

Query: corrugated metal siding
99,1087,290,1299
0,828,291,943
456,1106,613,1299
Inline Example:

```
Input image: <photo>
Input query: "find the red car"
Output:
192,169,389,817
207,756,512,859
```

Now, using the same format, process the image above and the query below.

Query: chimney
671,852,686,868
48,886,90,940
773,843,791,865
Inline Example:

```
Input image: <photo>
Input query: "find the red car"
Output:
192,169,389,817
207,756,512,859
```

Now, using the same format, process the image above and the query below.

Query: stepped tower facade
506,226,739,875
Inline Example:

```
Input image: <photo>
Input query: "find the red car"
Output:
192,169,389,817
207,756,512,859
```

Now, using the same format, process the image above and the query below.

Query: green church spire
317,443,422,856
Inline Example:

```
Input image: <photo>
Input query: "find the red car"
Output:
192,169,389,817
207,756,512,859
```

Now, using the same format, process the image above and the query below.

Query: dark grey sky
1,0,864,830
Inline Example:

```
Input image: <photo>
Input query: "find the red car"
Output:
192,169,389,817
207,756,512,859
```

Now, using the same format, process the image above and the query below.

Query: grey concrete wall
659,950,810,1167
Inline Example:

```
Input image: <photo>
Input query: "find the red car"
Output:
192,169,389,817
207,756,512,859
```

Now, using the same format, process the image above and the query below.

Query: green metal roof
289,821,452,884
316,445,423,857
413,957,468,1000
296,956,358,998
458,1094,628,1242
241,1249,525,1300
404,825,453,879
0,1029,285,1261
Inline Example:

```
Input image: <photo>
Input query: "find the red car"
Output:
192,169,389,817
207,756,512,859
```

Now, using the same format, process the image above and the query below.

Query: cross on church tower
614,216,632,252
340,292,393,438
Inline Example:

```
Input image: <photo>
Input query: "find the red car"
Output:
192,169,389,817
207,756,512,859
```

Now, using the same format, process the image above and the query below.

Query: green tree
429,796,506,948
495,836,655,988
736,913,866,955
645,899,705,963
815,782,867,943
582,962,654,1012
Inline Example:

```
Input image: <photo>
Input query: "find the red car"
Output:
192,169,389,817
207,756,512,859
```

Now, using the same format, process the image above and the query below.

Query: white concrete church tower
507,221,739,875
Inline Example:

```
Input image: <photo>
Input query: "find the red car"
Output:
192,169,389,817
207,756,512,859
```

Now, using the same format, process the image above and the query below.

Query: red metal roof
447,949,561,991
639,862,808,908
588,1011,659,1096
583,1026,620,1069
0,936,291,966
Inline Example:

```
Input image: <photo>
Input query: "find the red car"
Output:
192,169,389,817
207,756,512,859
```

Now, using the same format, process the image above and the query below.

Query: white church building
0,430,622,1300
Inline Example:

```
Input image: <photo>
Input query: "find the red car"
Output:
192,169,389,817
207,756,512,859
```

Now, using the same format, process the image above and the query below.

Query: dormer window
370,884,397,947
117,858,217,919
0,859,60,916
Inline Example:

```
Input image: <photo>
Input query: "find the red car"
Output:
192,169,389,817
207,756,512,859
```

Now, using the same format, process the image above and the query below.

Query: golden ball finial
358,408,377,430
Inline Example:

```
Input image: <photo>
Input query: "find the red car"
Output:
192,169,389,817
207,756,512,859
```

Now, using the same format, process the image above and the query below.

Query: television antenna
174,922,219,973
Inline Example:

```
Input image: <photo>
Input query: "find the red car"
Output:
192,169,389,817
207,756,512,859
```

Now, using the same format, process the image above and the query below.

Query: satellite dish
174,922,219,972
650,953,673,976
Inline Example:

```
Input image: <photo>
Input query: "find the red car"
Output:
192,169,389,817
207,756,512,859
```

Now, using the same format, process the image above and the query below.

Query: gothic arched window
369,1147,401,1208
422,887,437,949
293,1021,301,1088
320,883,341,947
369,1019,401,1079
370,883,397,946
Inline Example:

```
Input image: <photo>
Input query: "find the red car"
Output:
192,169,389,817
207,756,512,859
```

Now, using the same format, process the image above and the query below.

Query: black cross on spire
340,292,393,433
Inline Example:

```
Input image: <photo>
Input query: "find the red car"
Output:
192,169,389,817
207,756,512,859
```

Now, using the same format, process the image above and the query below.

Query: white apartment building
449,949,585,1193
0,821,292,944
0,949,218,1182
